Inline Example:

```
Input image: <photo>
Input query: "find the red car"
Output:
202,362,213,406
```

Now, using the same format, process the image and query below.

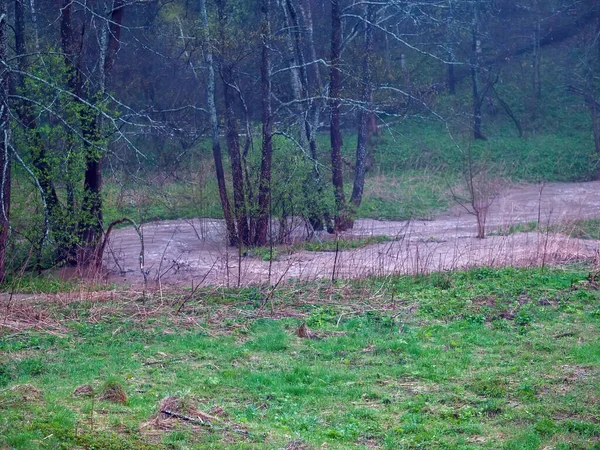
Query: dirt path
103,181,600,287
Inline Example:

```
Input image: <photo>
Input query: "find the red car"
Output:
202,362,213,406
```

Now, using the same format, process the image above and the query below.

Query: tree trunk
448,63,456,95
0,5,11,282
222,68,250,247
255,0,273,246
298,0,322,159
216,0,250,247
281,1,304,116
591,97,600,178
285,0,328,232
529,19,542,122
15,0,59,270
79,0,124,265
330,0,350,231
447,1,457,95
200,0,236,246
351,4,374,210
471,4,486,141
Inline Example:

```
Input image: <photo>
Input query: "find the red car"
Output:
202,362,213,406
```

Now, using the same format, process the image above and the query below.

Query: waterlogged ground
102,181,600,287
1,267,600,449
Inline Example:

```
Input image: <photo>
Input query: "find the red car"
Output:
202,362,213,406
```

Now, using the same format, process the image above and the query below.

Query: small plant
515,310,534,326
451,141,503,239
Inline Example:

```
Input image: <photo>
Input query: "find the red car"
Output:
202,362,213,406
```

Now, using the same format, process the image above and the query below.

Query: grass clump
99,379,128,405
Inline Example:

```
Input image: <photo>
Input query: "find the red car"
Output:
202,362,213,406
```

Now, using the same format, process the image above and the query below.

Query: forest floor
100,181,600,288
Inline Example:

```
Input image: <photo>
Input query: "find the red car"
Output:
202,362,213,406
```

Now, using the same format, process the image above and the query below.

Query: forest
1,1,600,449
0,0,597,280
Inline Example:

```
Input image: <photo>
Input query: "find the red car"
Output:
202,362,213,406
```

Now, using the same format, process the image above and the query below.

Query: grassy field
2,265,600,449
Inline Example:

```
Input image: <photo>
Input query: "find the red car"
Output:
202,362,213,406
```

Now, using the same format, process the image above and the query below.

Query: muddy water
104,181,600,287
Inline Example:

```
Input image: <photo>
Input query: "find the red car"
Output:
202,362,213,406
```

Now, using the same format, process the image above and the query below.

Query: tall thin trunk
59,0,81,263
351,5,374,210
29,0,40,50
330,0,349,231
222,67,250,246
285,0,327,231
530,17,542,123
446,0,456,95
82,0,124,265
591,97,600,175
281,2,304,109
15,0,57,271
597,0,600,64
200,0,236,246
217,0,249,246
471,3,486,141
588,0,600,179
0,6,11,282
255,0,273,246
448,63,456,95
298,0,322,159
15,0,57,212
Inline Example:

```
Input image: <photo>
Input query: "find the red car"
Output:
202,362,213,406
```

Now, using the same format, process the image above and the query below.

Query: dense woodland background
0,0,599,281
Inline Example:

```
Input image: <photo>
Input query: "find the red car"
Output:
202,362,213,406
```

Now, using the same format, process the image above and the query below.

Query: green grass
251,235,392,261
366,117,596,182
103,178,225,226
566,219,600,240
102,117,596,227
0,273,114,294
2,266,600,448
488,219,600,241
489,221,540,236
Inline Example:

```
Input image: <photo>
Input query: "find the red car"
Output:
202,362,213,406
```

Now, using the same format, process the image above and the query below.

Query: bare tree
0,3,10,282
452,145,502,239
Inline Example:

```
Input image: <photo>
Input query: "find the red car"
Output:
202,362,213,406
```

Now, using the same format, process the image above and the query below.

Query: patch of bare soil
103,181,600,287
141,395,249,444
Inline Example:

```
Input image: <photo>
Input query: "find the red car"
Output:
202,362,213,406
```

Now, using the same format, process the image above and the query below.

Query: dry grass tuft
296,322,315,339
157,395,218,423
73,384,94,398
285,440,310,450
7,384,44,402
99,380,127,404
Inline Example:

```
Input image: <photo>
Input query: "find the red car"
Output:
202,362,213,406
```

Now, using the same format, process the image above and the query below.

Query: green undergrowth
489,219,600,240
2,265,600,448
566,219,600,240
0,273,115,294
104,117,595,227
250,235,392,262
489,221,540,236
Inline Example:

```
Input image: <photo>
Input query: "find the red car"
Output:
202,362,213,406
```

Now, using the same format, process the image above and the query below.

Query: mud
103,181,600,287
